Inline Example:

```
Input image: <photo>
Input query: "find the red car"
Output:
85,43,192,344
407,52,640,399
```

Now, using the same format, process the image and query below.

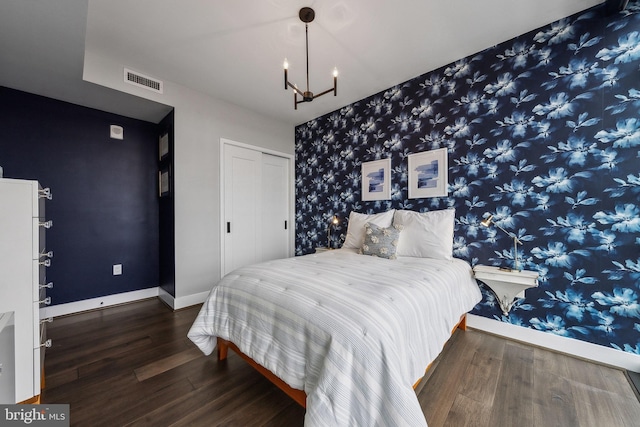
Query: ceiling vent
124,68,163,94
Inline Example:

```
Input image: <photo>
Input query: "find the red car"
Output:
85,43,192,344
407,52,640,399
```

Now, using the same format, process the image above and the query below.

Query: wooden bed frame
217,313,468,408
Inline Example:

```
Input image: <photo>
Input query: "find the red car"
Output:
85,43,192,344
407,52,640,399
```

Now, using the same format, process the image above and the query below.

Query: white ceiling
1,0,605,125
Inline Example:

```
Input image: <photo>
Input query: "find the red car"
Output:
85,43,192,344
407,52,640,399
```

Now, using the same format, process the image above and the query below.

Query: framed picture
159,166,170,197
159,133,169,160
408,148,448,198
361,158,391,201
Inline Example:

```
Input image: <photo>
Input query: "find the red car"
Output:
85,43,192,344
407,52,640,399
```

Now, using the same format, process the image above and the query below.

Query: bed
188,209,482,426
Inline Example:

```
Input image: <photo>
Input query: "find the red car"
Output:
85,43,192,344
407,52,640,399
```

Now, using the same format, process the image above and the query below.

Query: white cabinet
473,265,538,315
0,179,52,403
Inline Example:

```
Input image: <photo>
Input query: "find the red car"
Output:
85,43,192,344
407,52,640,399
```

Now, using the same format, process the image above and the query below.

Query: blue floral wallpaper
294,4,640,354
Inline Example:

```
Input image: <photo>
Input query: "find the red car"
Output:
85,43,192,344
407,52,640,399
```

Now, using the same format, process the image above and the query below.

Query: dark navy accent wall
295,5,640,354
0,86,160,305
158,111,175,297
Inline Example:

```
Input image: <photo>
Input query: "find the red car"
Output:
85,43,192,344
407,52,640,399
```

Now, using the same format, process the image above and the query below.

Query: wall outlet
113,264,122,275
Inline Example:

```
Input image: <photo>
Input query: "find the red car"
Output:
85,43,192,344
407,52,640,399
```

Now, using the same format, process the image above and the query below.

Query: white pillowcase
342,210,395,249
394,209,455,260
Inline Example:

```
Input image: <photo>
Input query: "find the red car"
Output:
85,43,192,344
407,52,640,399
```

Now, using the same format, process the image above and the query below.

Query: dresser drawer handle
40,282,54,289
39,297,51,306
38,188,52,200
39,220,53,229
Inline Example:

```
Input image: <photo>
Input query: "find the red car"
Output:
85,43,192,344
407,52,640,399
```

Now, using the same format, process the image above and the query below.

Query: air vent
124,68,163,94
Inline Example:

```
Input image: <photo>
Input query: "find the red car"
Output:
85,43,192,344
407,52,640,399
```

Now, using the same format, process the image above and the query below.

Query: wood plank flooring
41,298,640,426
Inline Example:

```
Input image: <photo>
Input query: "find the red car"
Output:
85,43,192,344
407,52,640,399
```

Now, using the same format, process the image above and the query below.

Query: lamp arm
493,221,522,271
493,222,522,245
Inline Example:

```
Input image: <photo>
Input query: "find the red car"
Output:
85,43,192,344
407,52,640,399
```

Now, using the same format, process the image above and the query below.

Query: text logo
1,405,69,426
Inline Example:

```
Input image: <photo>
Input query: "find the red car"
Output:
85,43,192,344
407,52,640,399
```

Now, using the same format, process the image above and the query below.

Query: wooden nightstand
473,265,539,315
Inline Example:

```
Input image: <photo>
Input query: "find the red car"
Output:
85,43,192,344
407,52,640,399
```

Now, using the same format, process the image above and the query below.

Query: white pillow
343,210,395,249
394,209,455,260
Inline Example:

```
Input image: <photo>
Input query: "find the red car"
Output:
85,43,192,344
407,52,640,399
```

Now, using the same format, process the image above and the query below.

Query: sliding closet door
223,144,262,275
222,141,292,276
261,153,290,262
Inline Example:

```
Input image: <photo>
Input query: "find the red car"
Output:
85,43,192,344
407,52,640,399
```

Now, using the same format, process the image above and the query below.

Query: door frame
219,138,294,279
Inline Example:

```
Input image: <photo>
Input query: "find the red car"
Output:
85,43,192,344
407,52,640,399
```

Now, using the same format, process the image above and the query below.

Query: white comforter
188,249,482,426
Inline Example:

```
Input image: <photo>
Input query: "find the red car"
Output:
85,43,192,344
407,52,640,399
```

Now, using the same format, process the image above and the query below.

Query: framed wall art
361,158,391,201
159,166,170,197
159,133,169,160
408,148,448,198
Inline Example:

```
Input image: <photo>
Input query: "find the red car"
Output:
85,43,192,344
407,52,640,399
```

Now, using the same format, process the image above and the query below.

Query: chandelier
283,7,338,109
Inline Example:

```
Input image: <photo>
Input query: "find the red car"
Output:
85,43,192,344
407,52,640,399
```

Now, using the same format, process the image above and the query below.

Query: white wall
83,51,293,307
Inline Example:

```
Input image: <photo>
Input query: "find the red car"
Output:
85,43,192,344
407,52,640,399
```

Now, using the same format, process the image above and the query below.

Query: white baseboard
157,287,175,309
175,290,209,309
41,287,159,318
467,314,640,371
158,288,209,310
42,287,208,319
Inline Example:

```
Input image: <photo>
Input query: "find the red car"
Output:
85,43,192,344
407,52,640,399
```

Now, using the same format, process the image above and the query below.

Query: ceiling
1,0,605,125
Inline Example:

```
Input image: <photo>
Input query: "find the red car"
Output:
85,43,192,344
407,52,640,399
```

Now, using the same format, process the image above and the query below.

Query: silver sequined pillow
359,222,403,259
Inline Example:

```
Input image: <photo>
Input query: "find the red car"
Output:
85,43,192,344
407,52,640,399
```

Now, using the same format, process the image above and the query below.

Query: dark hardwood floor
42,298,640,426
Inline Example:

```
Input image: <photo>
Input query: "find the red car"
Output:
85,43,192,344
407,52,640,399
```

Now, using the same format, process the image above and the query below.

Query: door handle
284,220,287,230
227,222,231,233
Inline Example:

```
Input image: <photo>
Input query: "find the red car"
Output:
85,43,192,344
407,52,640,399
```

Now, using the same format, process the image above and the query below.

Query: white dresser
0,178,52,403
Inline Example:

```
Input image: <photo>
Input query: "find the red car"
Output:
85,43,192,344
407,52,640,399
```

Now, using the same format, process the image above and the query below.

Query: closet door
223,144,262,275
261,153,290,262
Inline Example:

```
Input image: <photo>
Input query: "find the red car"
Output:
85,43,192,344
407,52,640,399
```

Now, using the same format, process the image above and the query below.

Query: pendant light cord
305,23,310,93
